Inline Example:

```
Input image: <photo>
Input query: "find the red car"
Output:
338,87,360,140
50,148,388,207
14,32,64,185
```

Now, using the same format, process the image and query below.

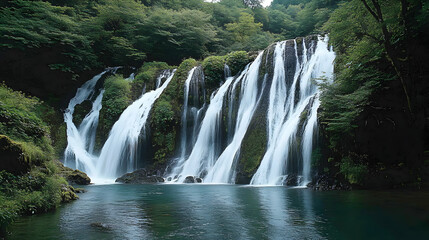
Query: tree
225,12,263,42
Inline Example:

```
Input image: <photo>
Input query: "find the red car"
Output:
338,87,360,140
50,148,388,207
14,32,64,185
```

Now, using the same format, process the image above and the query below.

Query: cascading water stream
168,53,264,183
64,70,108,174
64,36,334,186
167,76,236,182
251,36,335,186
204,53,265,183
95,70,176,180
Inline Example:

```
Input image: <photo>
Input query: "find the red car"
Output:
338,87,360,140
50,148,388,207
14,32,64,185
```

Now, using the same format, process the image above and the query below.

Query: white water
95,70,176,179
64,36,334,186
167,67,197,176
251,36,335,186
168,53,264,183
204,53,265,183
64,70,107,173
168,76,236,182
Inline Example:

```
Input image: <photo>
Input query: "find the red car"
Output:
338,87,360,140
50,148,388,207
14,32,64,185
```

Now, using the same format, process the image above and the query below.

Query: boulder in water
55,161,91,185
283,174,298,186
183,176,202,183
115,168,165,184
184,176,195,183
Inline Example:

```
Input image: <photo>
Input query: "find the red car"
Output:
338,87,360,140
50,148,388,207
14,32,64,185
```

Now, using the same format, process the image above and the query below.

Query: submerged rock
115,168,164,184
90,222,112,231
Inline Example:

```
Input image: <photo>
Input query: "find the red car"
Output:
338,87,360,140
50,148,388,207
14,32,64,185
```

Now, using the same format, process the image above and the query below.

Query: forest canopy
0,0,341,74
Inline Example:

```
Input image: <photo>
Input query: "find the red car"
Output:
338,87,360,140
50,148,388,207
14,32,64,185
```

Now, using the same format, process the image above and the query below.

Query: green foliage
131,62,171,100
0,0,99,73
0,85,55,161
140,7,216,64
225,51,250,76
226,12,263,42
339,157,368,184
202,56,227,90
83,0,147,66
149,58,198,165
98,75,132,144
268,0,340,39
0,165,68,235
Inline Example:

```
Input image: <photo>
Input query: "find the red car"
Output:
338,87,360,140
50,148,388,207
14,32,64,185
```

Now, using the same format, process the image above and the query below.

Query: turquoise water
9,184,429,239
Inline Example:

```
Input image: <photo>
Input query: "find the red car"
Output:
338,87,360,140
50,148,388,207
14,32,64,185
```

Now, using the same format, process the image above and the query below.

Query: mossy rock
202,55,226,91
55,160,91,185
0,135,31,174
60,184,79,203
96,75,132,150
225,51,250,76
149,58,198,166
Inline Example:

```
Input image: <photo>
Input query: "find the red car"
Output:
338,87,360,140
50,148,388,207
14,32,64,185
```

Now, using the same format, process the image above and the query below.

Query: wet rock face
115,168,164,184
283,174,299,186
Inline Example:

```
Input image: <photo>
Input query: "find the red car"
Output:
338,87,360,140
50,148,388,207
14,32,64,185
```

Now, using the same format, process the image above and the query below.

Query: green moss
149,58,198,166
202,55,226,91
97,75,132,148
131,61,171,100
339,157,368,185
0,162,76,235
0,84,54,157
239,127,267,178
72,100,92,126
225,51,250,76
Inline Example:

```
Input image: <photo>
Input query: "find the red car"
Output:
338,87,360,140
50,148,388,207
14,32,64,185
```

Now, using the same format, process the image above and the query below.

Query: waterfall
63,35,334,186
95,70,176,179
64,70,108,174
167,52,265,183
250,36,335,186
64,67,176,182
204,53,265,183
125,73,135,81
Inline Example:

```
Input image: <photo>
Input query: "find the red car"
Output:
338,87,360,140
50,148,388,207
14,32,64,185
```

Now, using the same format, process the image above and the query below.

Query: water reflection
9,185,429,240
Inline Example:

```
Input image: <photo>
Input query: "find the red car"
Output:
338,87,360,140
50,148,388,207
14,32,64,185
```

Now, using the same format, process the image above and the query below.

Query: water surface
9,184,429,239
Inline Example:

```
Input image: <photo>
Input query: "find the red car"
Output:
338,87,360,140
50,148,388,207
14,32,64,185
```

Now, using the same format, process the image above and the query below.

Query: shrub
97,75,132,146
225,51,249,76
339,157,368,185
202,55,226,90
131,61,171,99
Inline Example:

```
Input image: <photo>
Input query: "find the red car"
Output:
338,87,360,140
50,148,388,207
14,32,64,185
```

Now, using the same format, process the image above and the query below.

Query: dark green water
9,184,429,239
